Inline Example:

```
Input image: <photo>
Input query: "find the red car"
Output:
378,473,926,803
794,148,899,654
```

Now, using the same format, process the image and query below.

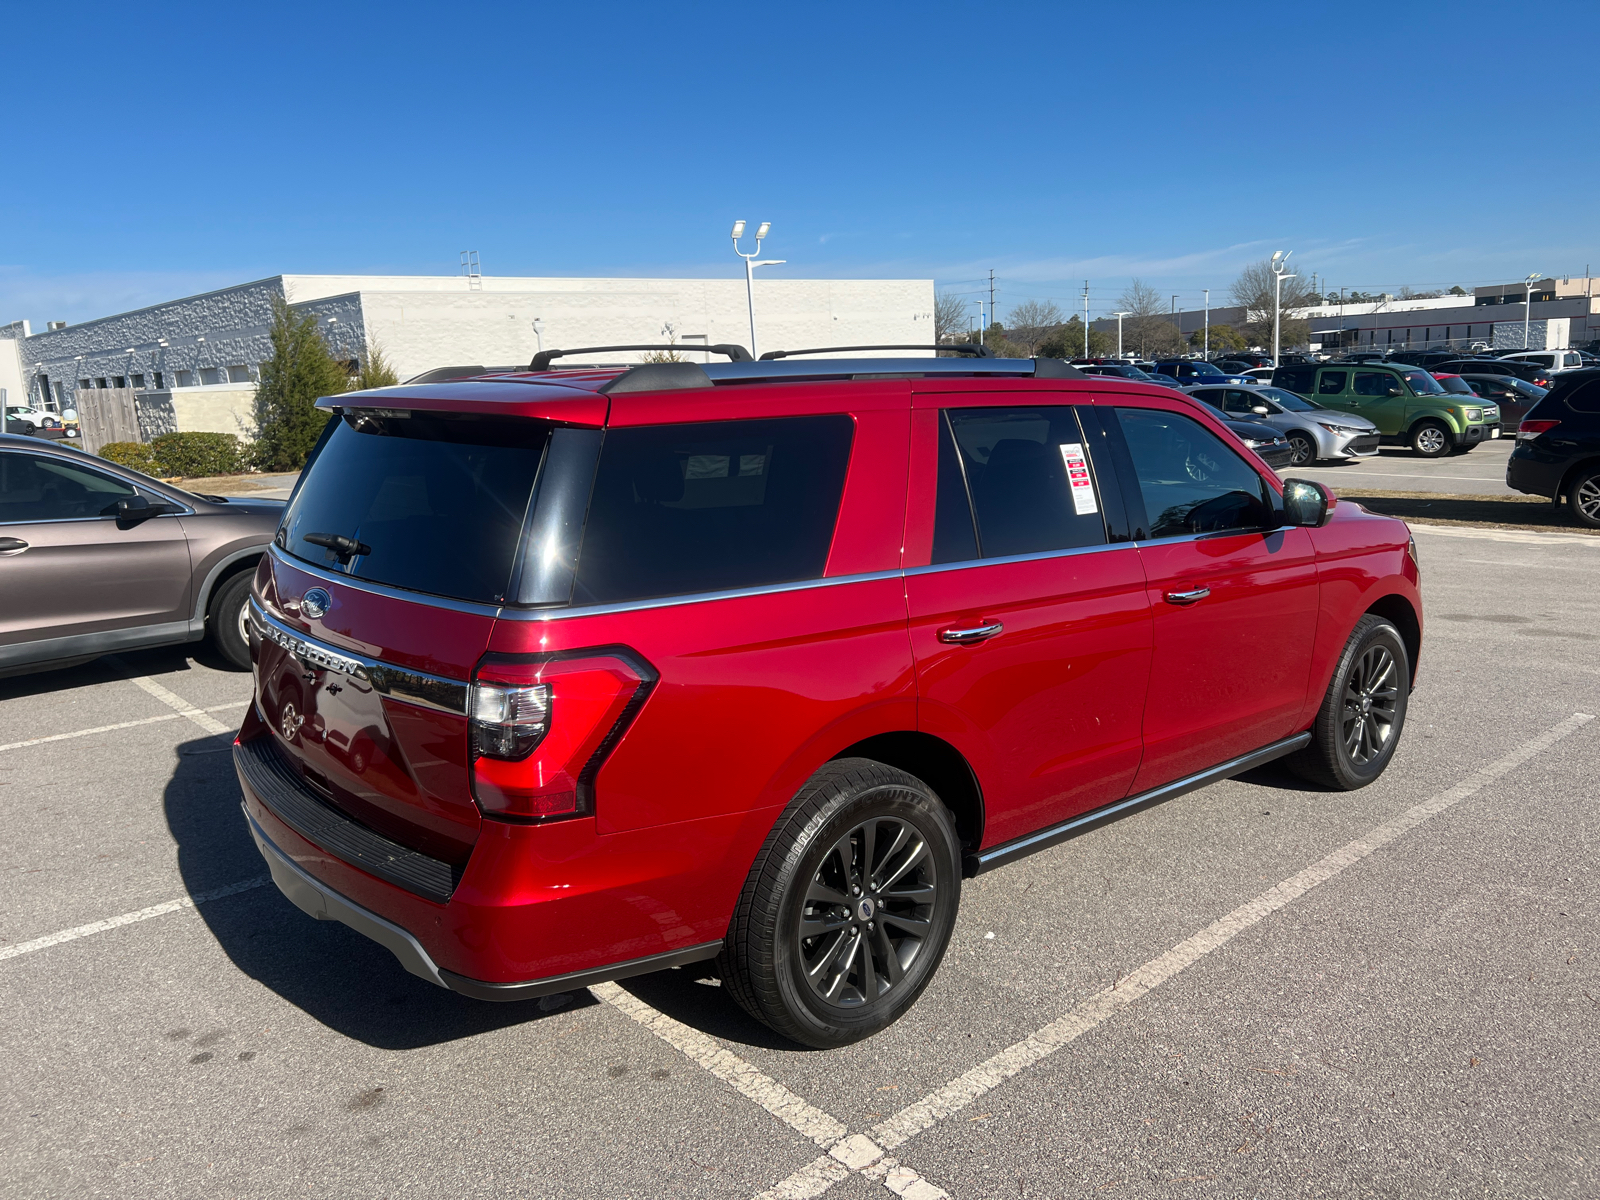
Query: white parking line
751,711,1594,1198
0,876,268,960
126,674,236,735
1410,523,1600,546
0,703,246,754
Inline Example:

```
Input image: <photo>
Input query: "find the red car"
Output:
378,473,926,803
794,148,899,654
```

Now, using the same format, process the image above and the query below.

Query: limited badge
301,588,331,619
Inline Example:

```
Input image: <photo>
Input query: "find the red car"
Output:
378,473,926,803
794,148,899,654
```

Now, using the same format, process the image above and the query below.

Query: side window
940,407,1106,560
1189,389,1224,410
1275,365,1316,393
1561,379,1600,414
1353,372,1395,397
0,452,137,523
1221,390,1257,415
1112,408,1271,539
1563,353,1582,369
1317,370,1348,395
931,414,979,564
572,415,854,605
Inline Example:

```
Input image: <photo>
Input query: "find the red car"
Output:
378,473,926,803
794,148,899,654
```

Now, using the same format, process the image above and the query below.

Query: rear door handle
0,537,28,555
938,620,1004,644
1165,587,1210,605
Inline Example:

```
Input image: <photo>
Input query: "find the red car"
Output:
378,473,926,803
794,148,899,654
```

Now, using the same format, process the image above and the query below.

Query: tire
208,571,254,671
1409,421,1452,458
1285,432,1317,466
718,759,961,1048
1287,615,1409,791
1568,467,1600,529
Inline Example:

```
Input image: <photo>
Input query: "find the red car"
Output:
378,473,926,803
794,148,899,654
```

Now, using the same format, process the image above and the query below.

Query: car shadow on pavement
163,731,597,1050
0,644,238,700
618,968,812,1052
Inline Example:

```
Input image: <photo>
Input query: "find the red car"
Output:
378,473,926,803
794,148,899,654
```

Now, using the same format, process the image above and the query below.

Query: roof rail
528,343,753,371
758,343,991,361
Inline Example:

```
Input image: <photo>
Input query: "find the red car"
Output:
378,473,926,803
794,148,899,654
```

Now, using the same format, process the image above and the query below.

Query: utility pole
1082,281,1090,356
989,270,996,339
1203,290,1210,358
1171,295,1180,350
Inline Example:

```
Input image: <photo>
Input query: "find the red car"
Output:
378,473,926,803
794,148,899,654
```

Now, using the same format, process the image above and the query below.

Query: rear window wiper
303,532,372,563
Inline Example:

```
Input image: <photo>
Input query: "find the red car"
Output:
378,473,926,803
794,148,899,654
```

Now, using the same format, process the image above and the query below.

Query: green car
1272,363,1501,458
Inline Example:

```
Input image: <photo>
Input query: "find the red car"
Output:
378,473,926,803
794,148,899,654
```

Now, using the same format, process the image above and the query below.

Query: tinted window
573,415,853,605
1221,390,1266,415
282,413,549,604
1112,408,1270,539
1353,372,1395,396
1189,388,1226,409
1559,378,1600,414
1274,365,1317,393
1317,371,1348,394
932,413,979,563
942,407,1106,558
0,452,137,522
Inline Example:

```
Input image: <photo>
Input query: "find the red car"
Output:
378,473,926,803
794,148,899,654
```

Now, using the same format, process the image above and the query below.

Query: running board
965,732,1312,876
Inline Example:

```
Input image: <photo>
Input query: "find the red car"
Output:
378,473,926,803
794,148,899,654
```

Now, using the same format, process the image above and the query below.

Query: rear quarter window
1555,377,1600,414
1274,366,1316,393
571,415,854,605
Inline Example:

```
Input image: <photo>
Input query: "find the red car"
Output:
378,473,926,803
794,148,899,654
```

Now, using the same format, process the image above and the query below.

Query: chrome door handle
937,620,1004,644
0,537,28,555
1165,587,1210,605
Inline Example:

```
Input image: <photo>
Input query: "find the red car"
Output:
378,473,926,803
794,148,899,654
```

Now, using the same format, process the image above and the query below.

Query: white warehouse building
0,273,935,438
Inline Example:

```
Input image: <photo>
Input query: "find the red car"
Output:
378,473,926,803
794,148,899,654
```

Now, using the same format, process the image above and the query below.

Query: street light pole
1171,295,1180,351
731,221,784,358
1111,311,1132,360
1523,272,1542,350
1270,250,1297,365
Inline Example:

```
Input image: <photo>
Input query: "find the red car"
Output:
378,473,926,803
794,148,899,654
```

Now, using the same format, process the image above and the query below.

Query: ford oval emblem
301,588,332,620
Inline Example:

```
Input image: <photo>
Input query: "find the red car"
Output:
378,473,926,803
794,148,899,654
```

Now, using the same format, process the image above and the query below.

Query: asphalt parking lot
3,521,1596,1200
1286,438,1516,497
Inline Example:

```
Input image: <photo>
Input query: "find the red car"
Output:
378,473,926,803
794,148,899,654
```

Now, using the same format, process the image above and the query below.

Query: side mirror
1280,479,1331,528
113,494,172,525
1387,385,1405,396
1252,405,1270,415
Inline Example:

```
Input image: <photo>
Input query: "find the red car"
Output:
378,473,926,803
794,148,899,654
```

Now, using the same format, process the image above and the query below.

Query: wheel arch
1556,455,1600,502
1407,412,1458,440
1364,592,1421,687
831,731,984,859
195,548,264,626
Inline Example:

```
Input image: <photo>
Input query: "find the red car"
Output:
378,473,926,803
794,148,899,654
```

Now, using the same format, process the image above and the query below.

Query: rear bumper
235,733,749,1000
1506,446,1566,499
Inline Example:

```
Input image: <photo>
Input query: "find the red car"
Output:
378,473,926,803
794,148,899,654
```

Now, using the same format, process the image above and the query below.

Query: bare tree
1229,259,1320,350
1118,279,1183,357
1005,299,1065,354
935,291,975,343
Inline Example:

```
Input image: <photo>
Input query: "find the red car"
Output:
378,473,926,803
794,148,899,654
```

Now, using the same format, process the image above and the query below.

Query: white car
4,405,61,430
1494,349,1586,373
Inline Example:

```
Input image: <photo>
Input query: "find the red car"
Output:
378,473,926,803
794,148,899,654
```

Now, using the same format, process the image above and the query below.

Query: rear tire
718,759,961,1048
1410,421,1452,458
208,571,254,671
1568,467,1600,529
1288,615,1409,790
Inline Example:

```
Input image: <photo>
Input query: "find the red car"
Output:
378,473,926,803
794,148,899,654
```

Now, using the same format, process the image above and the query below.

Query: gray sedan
1184,383,1378,467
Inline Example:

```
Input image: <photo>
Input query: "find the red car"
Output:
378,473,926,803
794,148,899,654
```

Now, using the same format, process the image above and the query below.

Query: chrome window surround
250,599,468,714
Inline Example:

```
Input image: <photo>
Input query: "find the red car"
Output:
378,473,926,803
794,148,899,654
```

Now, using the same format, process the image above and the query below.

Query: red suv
236,351,1422,1048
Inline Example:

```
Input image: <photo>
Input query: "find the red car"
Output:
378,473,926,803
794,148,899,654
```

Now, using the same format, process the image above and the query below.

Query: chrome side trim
268,544,506,619
497,568,906,622
250,601,468,714
966,731,1313,876
904,539,1130,578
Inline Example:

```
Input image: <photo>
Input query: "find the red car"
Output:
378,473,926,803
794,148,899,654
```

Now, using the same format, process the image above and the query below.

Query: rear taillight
1518,419,1561,441
469,650,656,821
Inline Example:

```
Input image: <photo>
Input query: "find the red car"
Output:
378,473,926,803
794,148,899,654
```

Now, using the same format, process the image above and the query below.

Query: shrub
99,441,160,473
253,296,344,470
98,432,249,478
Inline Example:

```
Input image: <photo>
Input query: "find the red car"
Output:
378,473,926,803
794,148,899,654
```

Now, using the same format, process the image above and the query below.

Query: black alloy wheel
1287,432,1317,466
1570,467,1600,529
1288,614,1409,790
798,815,938,1008
719,759,961,1048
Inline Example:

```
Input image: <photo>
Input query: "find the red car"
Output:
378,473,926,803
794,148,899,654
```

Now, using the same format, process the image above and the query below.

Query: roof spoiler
529,344,753,371
759,343,991,360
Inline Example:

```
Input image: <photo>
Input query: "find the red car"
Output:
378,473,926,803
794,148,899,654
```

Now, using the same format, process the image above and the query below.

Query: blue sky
4,0,1597,328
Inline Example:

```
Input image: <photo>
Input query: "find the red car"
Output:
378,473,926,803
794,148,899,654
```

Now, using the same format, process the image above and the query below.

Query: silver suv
1184,383,1378,467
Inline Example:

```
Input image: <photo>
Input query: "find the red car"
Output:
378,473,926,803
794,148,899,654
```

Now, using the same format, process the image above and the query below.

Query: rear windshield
571,415,854,606
280,412,549,604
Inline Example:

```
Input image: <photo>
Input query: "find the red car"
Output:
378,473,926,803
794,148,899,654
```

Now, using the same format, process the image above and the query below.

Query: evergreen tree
355,336,401,389
253,298,346,470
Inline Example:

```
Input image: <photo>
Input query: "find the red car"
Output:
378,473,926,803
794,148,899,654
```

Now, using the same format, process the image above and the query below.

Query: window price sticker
1058,443,1099,516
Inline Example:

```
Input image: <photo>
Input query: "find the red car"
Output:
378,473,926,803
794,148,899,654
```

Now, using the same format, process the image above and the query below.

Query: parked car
1214,415,1294,467
5,405,61,430
0,433,282,676
236,349,1421,1048
1273,362,1500,458
1240,367,1276,383
1076,364,1186,389
1506,368,1600,527
1150,360,1255,387
1221,351,1275,369
1432,373,1477,396
1387,350,1460,369
1455,373,1546,431
1494,349,1587,374
1186,384,1379,466
1334,351,1391,363
1434,358,1554,390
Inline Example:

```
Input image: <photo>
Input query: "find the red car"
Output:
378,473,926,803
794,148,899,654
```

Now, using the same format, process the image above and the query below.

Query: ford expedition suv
236,351,1423,1048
